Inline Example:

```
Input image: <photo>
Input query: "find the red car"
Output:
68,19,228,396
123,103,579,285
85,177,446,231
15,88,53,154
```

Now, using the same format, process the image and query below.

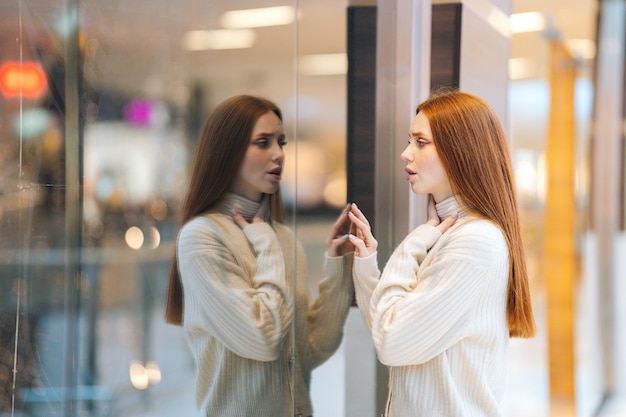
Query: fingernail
352,203,358,210
348,234,356,241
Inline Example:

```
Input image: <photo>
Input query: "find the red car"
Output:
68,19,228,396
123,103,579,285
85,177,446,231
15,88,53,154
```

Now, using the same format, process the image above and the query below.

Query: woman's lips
268,168,282,180
405,167,416,181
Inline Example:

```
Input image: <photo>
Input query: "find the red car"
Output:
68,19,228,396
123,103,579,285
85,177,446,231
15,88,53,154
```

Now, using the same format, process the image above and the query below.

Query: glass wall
1,1,348,416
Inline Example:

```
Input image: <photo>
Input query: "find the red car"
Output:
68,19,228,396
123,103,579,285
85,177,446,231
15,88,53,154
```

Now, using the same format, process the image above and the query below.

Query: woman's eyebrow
409,130,428,138
253,131,281,137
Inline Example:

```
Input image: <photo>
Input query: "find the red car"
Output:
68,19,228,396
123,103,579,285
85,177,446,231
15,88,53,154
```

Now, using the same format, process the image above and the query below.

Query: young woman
165,94,355,417
349,90,536,416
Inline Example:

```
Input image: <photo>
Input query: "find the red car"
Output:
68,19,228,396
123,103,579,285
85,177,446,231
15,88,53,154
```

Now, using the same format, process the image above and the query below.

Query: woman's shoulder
179,213,233,239
448,217,507,249
271,221,291,234
433,219,508,269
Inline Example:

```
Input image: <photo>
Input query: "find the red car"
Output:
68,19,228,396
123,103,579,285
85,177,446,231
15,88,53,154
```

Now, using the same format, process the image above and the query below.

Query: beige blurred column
543,38,577,417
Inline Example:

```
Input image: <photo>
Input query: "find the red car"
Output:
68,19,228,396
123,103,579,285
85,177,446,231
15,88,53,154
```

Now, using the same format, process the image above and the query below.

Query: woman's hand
348,203,377,258
426,196,457,233
326,203,355,257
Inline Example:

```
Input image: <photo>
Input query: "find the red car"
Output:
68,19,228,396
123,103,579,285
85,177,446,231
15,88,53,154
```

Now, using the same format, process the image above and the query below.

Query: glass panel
0,1,357,416
292,2,350,416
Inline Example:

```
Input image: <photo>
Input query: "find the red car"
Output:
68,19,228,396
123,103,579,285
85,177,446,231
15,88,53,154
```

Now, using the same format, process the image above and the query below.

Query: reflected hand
232,194,270,229
347,203,377,258
326,203,355,257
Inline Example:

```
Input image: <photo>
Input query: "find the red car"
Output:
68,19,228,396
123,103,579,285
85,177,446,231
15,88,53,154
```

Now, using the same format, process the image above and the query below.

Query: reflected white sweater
177,193,353,417
353,196,510,417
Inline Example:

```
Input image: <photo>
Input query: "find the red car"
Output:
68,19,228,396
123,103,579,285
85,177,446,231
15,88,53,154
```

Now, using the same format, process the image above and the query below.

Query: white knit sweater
177,193,354,417
353,196,510,417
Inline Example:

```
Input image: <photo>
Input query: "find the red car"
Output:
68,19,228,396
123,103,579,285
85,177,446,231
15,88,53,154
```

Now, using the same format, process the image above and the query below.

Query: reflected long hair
417,90,535,338
165,95,285,326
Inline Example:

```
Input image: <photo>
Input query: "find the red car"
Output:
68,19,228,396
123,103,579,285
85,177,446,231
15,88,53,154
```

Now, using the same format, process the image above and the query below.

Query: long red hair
165,95,285,326
417,90,535,338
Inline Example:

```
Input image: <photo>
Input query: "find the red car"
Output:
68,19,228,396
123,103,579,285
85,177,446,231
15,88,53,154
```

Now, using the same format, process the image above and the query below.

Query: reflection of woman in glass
165,95,354,417
349,90,536,416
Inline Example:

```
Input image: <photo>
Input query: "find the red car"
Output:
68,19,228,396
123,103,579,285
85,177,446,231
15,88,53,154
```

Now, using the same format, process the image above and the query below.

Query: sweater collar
217,192,262,222
435,195,469,220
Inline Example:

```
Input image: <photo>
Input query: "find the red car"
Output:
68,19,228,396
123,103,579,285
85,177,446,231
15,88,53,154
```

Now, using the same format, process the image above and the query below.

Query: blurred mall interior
0,0,625,416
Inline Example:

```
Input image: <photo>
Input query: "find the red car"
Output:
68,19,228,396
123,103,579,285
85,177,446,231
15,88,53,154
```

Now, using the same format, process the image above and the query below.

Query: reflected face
231,111,286,201
401,111,453,202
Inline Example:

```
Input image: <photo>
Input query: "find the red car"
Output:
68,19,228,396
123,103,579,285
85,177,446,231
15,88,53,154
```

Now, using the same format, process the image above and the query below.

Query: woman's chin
264,184,280,194
410,185,427,196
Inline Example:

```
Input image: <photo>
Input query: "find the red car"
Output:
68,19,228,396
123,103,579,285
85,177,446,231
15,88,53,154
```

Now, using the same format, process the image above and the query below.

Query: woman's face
231,111,286,201
401,111,453,202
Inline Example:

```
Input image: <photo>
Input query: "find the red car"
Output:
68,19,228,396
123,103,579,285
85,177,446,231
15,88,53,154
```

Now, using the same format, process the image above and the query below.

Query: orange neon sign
0,61,48,99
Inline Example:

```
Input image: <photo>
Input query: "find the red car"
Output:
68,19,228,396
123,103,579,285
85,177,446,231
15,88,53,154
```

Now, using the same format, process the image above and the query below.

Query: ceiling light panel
511,12,546,34
182,29,256,50
299,53,347,76
220,6,295,29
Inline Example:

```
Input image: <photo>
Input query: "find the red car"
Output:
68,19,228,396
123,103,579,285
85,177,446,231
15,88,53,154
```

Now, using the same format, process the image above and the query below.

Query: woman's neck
218,192,262,222
435,195,469,219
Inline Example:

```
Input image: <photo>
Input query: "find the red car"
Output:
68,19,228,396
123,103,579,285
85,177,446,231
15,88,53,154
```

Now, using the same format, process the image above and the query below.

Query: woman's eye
279,140,287,148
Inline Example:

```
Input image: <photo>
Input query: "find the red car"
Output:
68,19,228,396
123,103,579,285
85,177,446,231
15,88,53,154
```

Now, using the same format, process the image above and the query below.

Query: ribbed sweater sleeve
305,253,354,367
370,220,508,366
353,251,380,331
178,216,293,362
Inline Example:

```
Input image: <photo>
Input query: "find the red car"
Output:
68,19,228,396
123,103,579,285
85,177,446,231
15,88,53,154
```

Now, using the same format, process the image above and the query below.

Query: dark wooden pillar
431,1,511,128
346,6,377,222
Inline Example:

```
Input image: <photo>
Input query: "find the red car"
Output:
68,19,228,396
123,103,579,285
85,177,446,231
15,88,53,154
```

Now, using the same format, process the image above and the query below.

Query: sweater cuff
323,252,354,290
408,223,441,251
353,251,380,280
242,222,276,248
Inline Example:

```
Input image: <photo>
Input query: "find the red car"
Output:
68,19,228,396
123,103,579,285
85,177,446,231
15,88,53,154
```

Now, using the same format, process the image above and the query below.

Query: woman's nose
400,145,412,162
272,144,284,162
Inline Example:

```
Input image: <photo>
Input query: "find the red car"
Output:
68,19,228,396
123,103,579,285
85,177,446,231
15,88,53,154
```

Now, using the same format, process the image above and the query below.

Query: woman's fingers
437,213,458,233
327,233,356,257
348,211,370,235
427,197,437,217
349,203,370,227
232,212,248,229
331,203,352,235
327,202,378,257
349,235,369,258
326,204,355,256
232,195,270,229
253,194,270,222
348,209,378,256
426,197,440,226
